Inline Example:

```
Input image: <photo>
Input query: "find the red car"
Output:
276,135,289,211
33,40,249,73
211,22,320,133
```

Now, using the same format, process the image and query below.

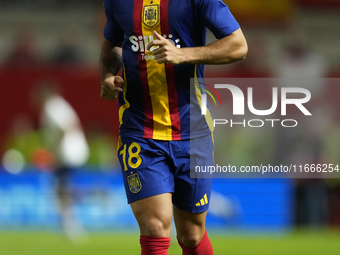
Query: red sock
140,235,171,255
178,230,213,255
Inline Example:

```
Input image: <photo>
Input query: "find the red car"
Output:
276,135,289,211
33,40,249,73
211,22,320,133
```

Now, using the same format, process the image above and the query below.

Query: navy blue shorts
117,134,214,213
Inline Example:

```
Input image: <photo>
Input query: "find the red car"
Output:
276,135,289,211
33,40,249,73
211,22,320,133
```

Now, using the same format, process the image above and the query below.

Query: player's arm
99,39,123,101
148,28,247,65
183,28,247,64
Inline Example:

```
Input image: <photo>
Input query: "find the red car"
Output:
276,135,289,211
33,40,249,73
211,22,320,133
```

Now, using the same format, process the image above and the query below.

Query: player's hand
100,75,123,101
147,31,185,65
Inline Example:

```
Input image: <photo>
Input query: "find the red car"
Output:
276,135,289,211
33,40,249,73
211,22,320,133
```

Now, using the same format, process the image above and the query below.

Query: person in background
31,81,89,242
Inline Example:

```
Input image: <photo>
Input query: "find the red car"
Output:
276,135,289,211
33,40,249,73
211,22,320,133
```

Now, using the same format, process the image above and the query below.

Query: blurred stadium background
0,0,340,254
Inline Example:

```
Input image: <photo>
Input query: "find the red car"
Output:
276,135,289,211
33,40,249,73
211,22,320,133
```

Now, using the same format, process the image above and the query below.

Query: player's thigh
131,193,173,237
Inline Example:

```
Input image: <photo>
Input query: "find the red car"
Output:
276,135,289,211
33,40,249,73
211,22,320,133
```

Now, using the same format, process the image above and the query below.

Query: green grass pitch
0,230,339,255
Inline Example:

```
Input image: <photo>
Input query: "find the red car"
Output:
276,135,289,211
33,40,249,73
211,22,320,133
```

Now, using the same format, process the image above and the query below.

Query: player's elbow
226,29,248,62
240,41,248,60
231,41,248,62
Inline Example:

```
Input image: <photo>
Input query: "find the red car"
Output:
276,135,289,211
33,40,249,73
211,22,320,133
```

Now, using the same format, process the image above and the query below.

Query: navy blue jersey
104,0,240,140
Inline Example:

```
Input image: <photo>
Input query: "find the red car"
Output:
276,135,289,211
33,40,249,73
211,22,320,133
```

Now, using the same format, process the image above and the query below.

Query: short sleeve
103,0,124,44
196,0,240,39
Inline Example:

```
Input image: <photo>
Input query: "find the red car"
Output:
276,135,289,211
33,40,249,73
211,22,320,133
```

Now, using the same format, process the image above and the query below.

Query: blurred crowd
3,25,84,67
0,0,98,6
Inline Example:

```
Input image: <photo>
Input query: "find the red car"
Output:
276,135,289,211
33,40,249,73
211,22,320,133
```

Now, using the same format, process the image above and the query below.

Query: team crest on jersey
127,173,142,193
143,5,159,27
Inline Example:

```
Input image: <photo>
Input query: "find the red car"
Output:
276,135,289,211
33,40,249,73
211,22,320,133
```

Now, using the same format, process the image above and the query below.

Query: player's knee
178,230,204,247
148,219,169,236
140,217,172,237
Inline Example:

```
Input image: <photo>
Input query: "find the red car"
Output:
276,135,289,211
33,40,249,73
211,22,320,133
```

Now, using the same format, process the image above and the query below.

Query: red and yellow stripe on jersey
131,0,180,140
